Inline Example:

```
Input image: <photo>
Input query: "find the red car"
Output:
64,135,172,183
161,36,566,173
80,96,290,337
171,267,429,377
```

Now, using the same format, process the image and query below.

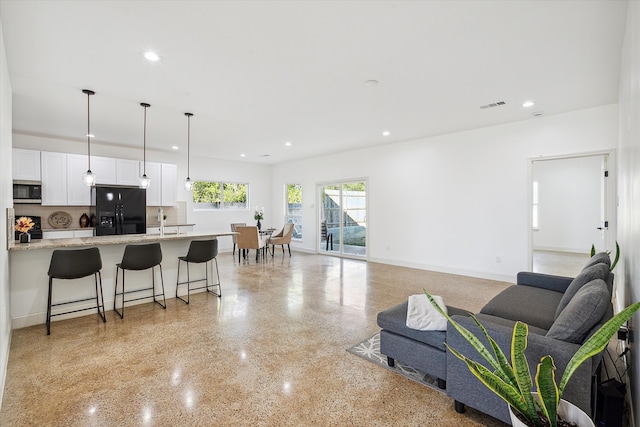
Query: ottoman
376,301,469,389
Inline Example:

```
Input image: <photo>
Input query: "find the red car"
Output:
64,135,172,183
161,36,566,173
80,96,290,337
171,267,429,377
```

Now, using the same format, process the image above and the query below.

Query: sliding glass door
318,181,367,257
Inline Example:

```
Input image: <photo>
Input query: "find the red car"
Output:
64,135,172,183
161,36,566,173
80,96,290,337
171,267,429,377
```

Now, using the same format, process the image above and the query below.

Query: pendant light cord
87,93,91,170
186,112,192,177
141,103,150,175
82,89,95,171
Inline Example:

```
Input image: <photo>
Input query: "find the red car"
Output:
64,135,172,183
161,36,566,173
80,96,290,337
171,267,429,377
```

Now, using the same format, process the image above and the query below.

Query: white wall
273,104,618,282
0,19,12,406
186,154,272,249
532,155,605,253
617,1,640,424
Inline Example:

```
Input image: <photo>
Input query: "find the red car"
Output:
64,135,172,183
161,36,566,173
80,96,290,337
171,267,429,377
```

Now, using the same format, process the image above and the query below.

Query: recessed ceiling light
522,100,536,108
365,79,379,86
171,146,179,150
382,131,390,136
240,153,246,157
144,51,160,61
285,141,292,147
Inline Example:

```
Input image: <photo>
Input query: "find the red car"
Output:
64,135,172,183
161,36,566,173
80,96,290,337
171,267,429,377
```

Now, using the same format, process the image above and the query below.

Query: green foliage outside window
287,183,302,204
193,181,248,209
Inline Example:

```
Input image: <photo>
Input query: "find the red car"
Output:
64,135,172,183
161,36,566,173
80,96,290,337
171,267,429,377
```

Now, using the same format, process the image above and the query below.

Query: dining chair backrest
272,223,295,243
230,223,246,244
236,226,261,249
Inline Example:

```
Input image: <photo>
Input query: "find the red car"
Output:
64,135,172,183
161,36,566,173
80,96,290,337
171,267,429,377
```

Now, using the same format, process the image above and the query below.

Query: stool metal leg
155,265,166,309
95,271,106,323
47,277,53,335
176,259,190,305
114,266,125,319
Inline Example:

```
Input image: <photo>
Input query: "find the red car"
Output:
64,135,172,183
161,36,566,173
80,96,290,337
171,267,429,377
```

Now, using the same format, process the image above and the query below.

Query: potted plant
424,290,640,427
254,206,264,230
15,216,34,243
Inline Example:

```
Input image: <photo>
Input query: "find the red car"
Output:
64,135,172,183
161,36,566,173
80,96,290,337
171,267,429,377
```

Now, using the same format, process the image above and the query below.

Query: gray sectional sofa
377,252,614,424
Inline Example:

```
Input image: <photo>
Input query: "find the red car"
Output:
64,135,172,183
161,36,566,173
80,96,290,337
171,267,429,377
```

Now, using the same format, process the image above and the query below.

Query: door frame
316,178,368,260
527,149,616,271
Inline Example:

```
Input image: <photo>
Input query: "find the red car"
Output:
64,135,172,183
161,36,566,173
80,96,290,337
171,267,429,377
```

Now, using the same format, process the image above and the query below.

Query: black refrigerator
91,186,146,236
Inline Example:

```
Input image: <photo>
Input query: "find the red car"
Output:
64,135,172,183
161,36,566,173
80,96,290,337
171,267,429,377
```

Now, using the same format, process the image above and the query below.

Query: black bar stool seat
114,243,166,318
176,239,221,304
47,247,106,335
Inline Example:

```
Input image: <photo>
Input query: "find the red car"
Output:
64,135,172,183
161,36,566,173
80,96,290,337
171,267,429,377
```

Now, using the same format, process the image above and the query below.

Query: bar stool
176,239,221,304
47,247,106,335
114,243,166,318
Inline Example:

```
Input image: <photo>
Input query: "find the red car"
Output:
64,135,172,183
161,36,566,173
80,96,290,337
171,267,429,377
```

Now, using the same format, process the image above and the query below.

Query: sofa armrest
516,271,574,293
446,315,594,423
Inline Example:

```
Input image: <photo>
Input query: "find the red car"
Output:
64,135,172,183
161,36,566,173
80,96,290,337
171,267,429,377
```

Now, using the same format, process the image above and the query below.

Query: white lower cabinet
43,229,95,239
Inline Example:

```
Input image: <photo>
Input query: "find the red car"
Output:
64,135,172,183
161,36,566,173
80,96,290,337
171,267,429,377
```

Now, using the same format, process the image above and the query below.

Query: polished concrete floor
1,252,512,426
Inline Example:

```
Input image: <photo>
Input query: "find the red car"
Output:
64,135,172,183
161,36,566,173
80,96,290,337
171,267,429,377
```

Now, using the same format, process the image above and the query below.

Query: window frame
192,180,249,211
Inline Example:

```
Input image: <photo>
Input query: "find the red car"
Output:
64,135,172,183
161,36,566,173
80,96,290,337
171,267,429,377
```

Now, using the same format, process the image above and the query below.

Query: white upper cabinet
12,148,41,181
116,158,141,186
139,161,177,206
161,163,178,207
143,161,162,206
40,151,68,205
66,154,91,205
90,156,117,185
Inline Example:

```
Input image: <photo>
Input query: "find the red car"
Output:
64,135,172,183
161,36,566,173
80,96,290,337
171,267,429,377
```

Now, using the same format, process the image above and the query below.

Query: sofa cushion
474,313,549,336
583,251,611,270
547,279,610,344
480,285,563,330
555,263,609,319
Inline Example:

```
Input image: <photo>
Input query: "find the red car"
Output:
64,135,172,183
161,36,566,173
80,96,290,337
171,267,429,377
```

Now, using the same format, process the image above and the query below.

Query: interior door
531,154,609,275
318,181,367,257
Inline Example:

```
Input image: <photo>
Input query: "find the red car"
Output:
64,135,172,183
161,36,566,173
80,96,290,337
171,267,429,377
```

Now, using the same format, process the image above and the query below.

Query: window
193,181,248,210
286,183,302,239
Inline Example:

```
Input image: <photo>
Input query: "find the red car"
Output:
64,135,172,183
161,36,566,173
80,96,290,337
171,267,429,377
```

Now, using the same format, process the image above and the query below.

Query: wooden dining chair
230,222,246,256
270,223,294,256
235,226,269,262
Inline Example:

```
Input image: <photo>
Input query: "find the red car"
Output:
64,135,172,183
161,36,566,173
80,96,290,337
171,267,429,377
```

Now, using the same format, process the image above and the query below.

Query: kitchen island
9,231,235,329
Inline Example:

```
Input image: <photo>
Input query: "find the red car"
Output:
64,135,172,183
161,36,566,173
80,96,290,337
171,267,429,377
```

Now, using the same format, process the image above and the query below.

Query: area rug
347,333,442,392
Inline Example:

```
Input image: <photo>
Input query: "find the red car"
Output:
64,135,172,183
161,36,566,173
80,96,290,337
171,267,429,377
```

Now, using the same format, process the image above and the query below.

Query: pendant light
81,89,96,186
184,112,194,191
139,102,151,189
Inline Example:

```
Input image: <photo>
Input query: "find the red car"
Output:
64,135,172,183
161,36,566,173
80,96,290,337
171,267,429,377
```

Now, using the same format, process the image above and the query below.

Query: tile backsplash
14,201,187,230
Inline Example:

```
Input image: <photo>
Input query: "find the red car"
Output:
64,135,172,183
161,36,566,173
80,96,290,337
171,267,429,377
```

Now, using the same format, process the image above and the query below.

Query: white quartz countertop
8,231,236,251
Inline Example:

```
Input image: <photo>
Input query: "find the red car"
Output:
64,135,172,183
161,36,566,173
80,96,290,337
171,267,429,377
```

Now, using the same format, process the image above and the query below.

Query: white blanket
406,294,448,331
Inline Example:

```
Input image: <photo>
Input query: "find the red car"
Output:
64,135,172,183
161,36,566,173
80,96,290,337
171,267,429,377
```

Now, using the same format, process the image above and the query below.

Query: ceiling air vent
479,101,506,109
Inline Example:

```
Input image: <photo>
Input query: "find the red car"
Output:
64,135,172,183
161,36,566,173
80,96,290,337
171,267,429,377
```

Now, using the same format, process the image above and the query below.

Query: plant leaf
447,345,535,422
610,241,620,271
511,322,538,423
470,315,517,385
423,291,504,375
559,301,640,394
536,356,559,427
590,244,596,257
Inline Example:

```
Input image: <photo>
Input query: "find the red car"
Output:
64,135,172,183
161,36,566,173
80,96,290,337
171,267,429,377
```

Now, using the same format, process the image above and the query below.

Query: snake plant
590,241,620,271
424,290,639,427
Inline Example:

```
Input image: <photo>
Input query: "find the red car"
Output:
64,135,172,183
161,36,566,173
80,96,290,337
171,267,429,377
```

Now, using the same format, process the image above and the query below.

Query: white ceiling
0,1,628,165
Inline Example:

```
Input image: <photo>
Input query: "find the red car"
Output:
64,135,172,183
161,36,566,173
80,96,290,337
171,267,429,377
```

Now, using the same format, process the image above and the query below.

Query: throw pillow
555,262,609,319
547,279,609,344
582,251,611,270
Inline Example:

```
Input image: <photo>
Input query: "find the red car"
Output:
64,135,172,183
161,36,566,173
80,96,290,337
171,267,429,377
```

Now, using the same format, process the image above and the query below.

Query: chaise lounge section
377,252,614,424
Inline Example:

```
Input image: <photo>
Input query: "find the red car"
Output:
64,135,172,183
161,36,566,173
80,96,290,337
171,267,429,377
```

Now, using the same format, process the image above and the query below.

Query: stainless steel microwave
13,181,42,203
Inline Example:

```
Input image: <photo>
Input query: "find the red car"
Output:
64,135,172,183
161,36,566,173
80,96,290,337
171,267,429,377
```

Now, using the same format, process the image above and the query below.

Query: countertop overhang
9,231,236,251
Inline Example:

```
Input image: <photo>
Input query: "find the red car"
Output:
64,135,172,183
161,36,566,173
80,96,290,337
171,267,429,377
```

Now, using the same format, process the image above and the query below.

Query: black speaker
595,379,626,427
